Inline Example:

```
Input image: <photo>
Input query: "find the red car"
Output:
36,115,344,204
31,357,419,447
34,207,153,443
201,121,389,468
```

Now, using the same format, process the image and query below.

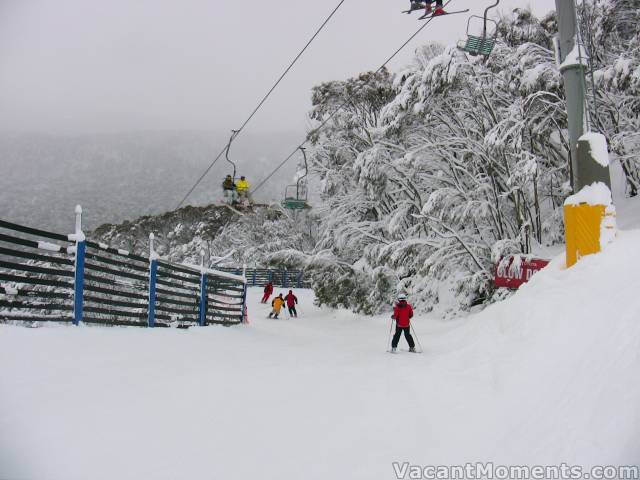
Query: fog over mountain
0,130,302,232
0,0,556,235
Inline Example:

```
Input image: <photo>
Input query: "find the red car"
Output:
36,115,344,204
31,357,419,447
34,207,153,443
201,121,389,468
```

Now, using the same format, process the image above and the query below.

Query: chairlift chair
282,147,311,210
458,0,499,57
222,130,246,207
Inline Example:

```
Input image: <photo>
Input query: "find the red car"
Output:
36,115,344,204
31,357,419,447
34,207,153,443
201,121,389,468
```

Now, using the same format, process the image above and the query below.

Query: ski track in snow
2,232,640,479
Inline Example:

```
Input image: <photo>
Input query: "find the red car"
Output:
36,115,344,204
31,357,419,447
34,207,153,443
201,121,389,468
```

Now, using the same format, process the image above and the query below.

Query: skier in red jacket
261,282,273,304
285,290,298,317
391,293,416,353
406,0,446,16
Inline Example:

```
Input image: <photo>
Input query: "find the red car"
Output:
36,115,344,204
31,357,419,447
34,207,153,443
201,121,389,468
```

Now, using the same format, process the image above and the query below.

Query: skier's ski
401,7,423,14
418,9,469,20
387,349,423,354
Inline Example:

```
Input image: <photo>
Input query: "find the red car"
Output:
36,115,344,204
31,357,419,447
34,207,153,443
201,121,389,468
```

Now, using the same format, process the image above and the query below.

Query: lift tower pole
555,0,611,192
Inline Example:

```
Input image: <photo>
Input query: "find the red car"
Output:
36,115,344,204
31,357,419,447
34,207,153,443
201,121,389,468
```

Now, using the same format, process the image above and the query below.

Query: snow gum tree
287,4,636,316
583,0,640,196
301,69,398,313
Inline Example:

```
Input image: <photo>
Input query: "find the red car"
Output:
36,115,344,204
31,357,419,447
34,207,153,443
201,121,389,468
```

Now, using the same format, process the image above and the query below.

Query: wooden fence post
72,205,86,326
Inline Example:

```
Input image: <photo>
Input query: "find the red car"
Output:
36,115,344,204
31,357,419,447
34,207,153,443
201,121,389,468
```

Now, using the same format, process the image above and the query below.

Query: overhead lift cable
175,0,347,210
251,0,453,196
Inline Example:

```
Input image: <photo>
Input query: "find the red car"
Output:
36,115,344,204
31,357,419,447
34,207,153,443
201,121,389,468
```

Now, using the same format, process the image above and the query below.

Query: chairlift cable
175,0,347,209
235,1,346,135
251,0,454,196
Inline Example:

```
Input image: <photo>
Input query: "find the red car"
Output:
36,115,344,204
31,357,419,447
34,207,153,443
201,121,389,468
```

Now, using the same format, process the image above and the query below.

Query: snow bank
1,231,640,479
611,160,640,230
564,181,612,206
37,241,62,252
579,131,610,168
564,182,617,250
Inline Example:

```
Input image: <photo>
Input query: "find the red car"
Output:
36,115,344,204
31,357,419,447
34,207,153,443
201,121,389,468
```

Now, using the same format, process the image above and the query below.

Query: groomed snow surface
2,232,640,479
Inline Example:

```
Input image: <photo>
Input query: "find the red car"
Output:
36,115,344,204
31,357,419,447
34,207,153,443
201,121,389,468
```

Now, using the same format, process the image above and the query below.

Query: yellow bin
564,203,606,267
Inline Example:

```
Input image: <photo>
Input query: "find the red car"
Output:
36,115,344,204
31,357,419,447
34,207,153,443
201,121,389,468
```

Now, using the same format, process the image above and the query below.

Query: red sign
494,256,550,289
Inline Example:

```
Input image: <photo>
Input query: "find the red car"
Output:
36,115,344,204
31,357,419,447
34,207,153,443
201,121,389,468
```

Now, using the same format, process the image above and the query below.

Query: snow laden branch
294,5,637,315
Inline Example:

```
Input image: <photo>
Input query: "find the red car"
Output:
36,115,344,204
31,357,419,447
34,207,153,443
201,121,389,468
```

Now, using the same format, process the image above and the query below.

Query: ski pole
387,318,394,351
409,323,424,353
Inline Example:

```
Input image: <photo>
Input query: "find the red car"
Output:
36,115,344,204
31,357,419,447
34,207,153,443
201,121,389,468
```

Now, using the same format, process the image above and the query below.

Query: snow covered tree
582,0,640,196
297,9,576,315
284,5,638,316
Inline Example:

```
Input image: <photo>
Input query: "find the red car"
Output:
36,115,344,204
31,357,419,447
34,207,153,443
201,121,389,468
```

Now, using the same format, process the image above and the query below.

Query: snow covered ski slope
2,231,640,479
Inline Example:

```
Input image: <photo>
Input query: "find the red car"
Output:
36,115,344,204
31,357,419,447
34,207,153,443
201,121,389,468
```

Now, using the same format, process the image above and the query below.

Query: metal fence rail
0,219,75,323
218,267,310,289
206,276,246,325
155,261,201,325
0,207,247,327
82,242,150,327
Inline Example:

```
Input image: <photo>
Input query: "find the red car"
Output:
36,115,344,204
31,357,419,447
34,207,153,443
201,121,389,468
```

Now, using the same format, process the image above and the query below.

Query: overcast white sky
0,0,556,137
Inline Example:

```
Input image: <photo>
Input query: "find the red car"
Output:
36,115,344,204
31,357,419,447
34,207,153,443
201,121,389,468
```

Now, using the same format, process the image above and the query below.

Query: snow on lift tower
282,147,311,210
457,0,500,57
225,130,239,181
